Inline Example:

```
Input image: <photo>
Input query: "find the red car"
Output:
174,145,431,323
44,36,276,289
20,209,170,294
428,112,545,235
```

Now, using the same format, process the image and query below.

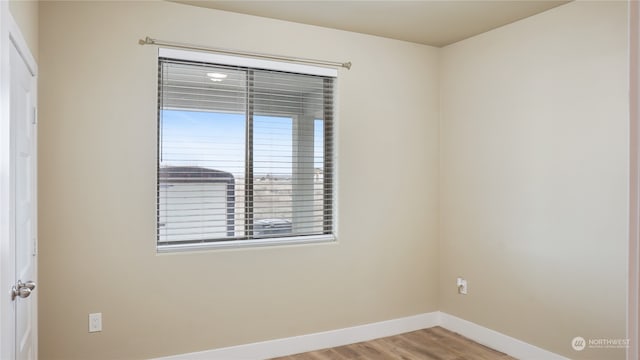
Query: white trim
439,313,569,360
153,312,569,360
153,312,440,360
158,48,338,78
7,14,36,77
0,3,12,359
158,234,336,253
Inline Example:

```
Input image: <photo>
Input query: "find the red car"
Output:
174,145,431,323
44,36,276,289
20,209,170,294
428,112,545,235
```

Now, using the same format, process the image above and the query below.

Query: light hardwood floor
271,326,516,360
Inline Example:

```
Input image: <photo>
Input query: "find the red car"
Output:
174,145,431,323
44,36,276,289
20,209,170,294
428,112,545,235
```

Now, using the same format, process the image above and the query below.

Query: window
157,48,336,250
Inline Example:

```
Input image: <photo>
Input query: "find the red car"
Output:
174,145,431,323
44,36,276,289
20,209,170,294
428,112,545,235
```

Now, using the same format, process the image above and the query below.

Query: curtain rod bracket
138,36,351,70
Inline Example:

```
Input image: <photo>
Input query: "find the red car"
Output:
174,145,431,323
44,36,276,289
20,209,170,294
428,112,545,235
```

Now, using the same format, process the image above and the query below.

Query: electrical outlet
456,277,468,295
89,313,102,333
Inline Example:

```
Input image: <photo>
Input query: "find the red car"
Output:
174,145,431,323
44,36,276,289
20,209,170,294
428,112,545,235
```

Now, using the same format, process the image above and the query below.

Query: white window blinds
157,51,335,249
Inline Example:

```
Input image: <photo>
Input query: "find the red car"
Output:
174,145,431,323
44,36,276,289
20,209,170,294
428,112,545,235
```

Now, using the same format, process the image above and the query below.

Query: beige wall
38,1,631,359
8,0,38,61
37,1,440,359
439,1,628,359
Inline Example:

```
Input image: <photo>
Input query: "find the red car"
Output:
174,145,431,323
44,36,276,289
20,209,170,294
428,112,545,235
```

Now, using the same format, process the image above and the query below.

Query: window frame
156,48,338,252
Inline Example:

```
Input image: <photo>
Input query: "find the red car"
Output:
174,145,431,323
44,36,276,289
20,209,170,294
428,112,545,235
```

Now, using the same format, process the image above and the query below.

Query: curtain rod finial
343,62,352,70
139,37,155,46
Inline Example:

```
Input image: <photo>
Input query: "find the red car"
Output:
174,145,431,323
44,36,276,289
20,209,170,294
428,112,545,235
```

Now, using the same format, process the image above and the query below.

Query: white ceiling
171,0,570,47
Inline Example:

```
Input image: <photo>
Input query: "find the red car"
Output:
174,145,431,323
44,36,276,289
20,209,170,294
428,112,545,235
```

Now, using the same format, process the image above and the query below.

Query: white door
9,37,37,360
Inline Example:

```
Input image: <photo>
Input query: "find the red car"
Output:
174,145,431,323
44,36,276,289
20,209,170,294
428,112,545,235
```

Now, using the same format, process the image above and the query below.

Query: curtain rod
138,36,352,70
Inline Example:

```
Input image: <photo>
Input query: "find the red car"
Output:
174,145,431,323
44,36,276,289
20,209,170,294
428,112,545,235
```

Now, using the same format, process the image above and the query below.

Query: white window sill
157,234,336,253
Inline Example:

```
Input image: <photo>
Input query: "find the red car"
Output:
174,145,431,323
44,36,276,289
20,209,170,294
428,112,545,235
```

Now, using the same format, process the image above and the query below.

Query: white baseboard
155,311,567,360
155,312,440,360
439,312,569,360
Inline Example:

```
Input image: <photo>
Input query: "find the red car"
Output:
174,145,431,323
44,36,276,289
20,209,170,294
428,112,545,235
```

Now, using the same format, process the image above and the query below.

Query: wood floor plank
396,330,461,360
307,348,344,360
331,344,362,359
428,327,509,360
368,339,412,360
351,341,394,360
375,337,439,360
270,327,515,360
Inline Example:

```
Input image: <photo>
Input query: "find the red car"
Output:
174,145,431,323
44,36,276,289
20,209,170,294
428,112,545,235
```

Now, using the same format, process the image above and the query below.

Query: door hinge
32,107,37,125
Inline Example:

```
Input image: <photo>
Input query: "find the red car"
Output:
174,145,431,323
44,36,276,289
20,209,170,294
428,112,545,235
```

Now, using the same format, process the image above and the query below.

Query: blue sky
160,109,324,177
